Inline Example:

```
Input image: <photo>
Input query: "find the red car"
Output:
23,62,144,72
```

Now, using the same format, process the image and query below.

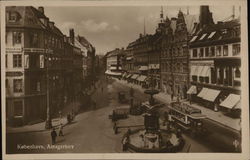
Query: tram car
109,105,130,122
168,102,207,136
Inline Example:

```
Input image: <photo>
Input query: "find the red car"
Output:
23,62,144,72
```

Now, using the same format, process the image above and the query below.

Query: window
205,47,209,57
210,47,215,57
13,54,22,67
30,33,38,47
211,68,216,84
233,44,240,56
14,101,23,117
6,79,8,89
6,55,8,68
13,79,23,93
223,45,228,56
216,46,222,56
8,12,18,22
192,75,197,82
193,49,197,57
13,32,21,44
200,48,204,57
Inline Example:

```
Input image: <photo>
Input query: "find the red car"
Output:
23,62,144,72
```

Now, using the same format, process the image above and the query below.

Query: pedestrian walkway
115,79,241,131
7,101,80,134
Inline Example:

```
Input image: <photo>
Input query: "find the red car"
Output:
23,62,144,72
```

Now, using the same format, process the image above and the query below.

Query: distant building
188,6,241,112
105,48,124,77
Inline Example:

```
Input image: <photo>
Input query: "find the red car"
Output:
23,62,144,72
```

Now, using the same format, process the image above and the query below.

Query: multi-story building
5,6,92,126
105,48,124,77
161,9,197,99
188,6,241,112
5,6,65,125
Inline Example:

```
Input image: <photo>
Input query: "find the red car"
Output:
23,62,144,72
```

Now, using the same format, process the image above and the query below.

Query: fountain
121,73,185,152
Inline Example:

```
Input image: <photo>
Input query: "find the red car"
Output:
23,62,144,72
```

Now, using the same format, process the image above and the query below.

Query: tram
168,102,207,136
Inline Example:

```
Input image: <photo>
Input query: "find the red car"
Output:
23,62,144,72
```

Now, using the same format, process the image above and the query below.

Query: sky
44,6,240,55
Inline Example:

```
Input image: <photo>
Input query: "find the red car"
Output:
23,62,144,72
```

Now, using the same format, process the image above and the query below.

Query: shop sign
6,72,23,77
6,47,22,53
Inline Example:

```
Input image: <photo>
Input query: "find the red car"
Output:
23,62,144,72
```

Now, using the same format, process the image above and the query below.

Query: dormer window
8,11,21,22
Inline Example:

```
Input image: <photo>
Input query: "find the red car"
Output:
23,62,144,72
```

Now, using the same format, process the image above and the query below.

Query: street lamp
45,56,52,129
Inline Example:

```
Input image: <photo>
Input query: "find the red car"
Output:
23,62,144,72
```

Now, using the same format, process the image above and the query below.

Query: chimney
199,6,214,28
38,7,44,14
69,28,75,44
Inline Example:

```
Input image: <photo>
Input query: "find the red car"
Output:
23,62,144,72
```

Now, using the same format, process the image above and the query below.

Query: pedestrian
233,139,240,152
101,86,104,93
58,124,64,136
51,128,57,145
71,109,75,121
92,100,96,110
67,113,71,124
171,93,174,101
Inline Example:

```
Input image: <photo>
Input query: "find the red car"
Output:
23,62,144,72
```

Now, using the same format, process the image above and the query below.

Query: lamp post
45,56,52,129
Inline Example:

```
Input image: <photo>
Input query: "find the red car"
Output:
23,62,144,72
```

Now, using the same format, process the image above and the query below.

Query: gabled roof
189,19,240,47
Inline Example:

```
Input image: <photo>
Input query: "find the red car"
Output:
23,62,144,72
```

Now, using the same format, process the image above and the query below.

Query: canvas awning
139,66,148,71
200,66,210,77
126,57,133,60
126,74,132,78
197,87,209,98
105,70,122,76
131,74,139,79
137,75,147,82
202,89,220,102
220,94,241,109
186,85,197,94
190,66,198,76
110,66,116,70
197,66,204,77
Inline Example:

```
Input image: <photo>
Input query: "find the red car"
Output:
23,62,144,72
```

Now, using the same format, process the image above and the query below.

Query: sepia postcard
1,0,249,160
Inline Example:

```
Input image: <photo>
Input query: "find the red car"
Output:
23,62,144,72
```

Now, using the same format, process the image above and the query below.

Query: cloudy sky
44,6,240,55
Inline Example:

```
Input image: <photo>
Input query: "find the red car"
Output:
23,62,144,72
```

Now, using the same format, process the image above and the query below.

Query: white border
1,0,249,160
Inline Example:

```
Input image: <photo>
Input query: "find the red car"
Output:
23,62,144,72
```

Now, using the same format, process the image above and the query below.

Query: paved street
6,76,239,153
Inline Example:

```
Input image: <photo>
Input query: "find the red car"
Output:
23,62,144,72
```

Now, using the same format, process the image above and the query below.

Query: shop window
210,47,215,57
200,48,204,57
193,49,197,57
204,77,209,83
192,75,197,82
205,47,209,57
235,67,241,78
223,45,228,56
216,46,222,56
13,79,23,93
199,76,204,83
14,101,23,117
233,44,240,56
13,54,22,68
13,32,22,44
